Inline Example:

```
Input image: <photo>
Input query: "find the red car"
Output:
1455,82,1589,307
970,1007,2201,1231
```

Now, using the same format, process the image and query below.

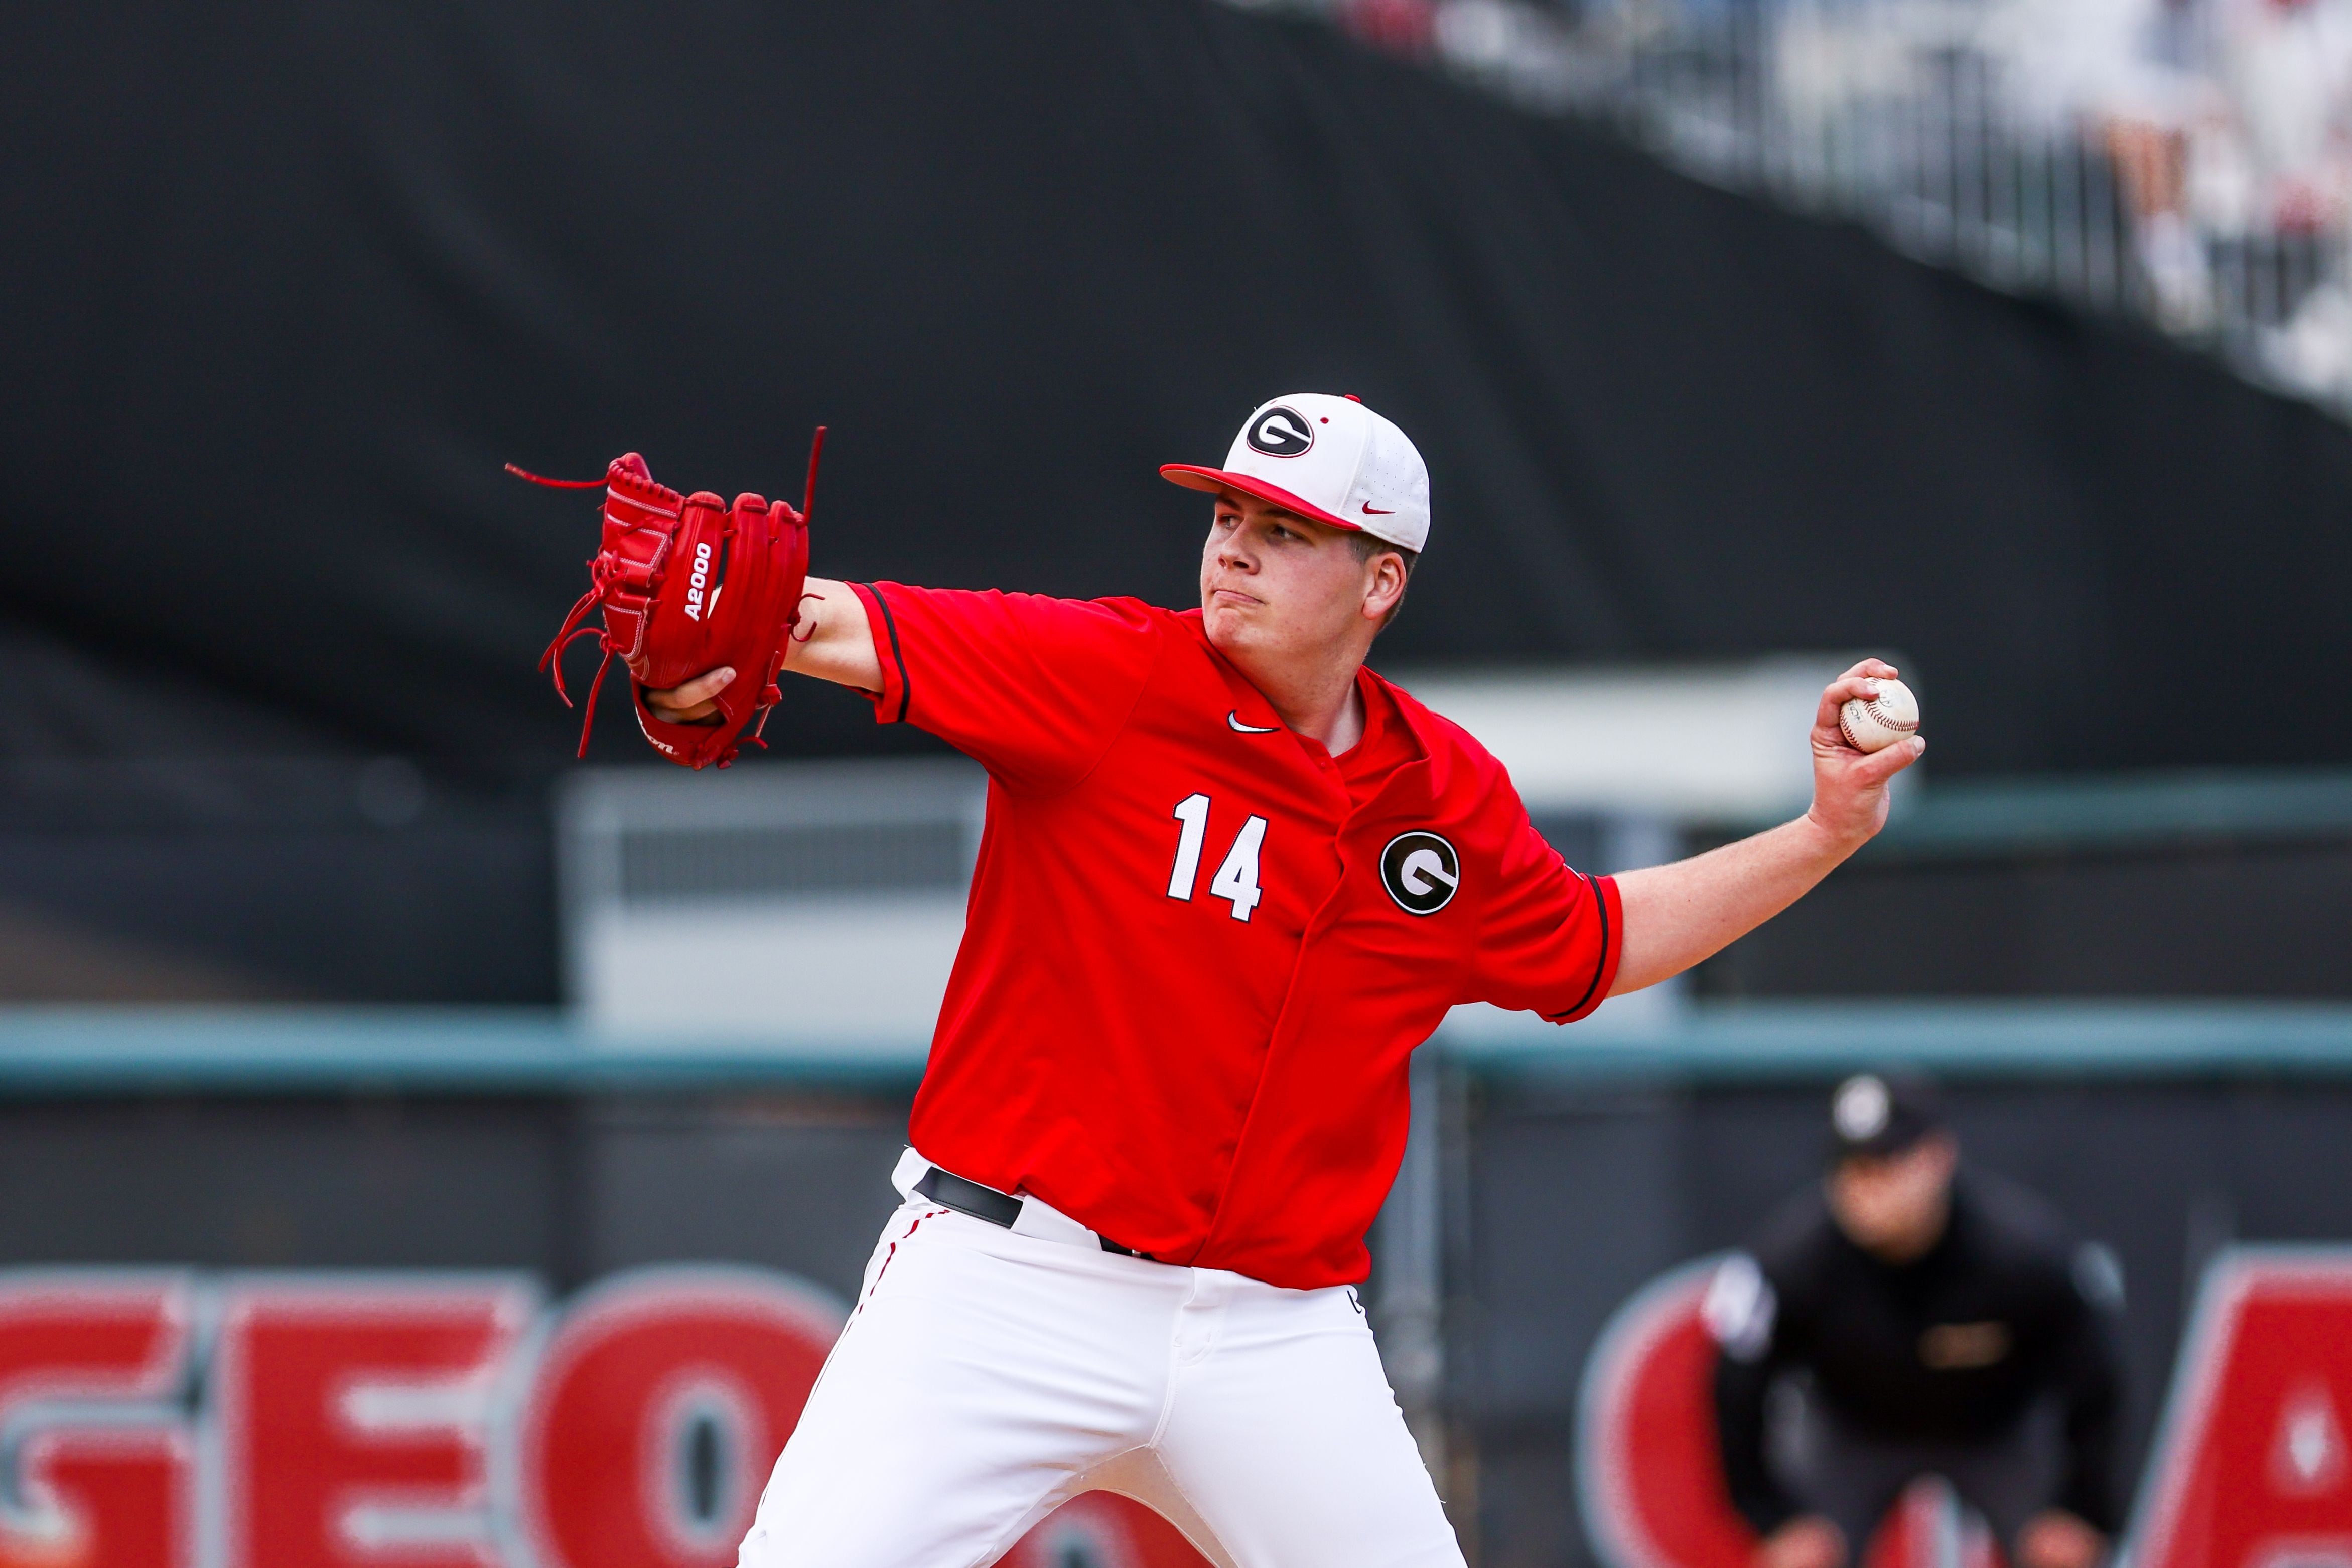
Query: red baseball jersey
849,583,1621,1289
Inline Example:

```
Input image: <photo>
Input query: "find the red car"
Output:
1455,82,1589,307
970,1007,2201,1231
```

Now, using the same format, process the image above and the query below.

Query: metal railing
1235,0,2352,419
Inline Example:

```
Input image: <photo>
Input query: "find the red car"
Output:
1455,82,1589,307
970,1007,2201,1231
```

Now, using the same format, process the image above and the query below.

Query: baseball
1839,678,1919,752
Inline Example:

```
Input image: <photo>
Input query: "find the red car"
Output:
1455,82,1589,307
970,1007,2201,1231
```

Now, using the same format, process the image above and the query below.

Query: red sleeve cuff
850,582,911,725
1546,872,1623,1024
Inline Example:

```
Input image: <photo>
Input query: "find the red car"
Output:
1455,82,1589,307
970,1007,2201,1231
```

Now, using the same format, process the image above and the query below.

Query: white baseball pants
735,1173,1466,1568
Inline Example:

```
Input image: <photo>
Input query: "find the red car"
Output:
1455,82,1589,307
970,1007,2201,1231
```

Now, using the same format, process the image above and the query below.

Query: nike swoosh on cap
1227,711,1280,734
1361,503,1395,515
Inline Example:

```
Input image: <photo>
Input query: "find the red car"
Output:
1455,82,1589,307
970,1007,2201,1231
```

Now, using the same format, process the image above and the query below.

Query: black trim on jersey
866,583,912,724
1546,870,1613,1021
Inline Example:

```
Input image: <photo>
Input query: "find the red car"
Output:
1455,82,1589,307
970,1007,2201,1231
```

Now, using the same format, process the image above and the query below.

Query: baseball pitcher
535,394,1925,1567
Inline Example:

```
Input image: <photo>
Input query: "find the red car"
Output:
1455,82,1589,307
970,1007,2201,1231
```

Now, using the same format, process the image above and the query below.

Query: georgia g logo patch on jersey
1380,831,1460,915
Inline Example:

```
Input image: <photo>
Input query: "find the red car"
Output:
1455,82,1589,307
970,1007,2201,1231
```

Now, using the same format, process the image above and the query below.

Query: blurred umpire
1707,1075,2125,1568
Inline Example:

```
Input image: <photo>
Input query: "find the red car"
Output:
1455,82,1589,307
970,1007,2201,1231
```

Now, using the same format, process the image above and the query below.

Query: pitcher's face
1199,494,1402,670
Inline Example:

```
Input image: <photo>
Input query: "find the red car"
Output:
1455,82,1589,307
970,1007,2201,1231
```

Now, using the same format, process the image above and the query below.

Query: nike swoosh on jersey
1361,503,1395,515
1227,711,1281,734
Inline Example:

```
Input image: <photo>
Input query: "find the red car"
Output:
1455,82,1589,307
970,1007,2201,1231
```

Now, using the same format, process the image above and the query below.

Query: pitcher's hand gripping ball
1839,677,1919,753
512,430,824,769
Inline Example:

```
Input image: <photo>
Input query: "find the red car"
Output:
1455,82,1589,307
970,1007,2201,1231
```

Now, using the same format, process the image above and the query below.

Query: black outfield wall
5,0,2350,780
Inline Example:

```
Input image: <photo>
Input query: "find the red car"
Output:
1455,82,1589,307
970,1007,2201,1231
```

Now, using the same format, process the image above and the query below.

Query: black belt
914,1166,1143,1257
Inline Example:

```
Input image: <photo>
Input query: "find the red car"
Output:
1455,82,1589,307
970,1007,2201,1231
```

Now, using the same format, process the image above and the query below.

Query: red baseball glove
513,430,823,770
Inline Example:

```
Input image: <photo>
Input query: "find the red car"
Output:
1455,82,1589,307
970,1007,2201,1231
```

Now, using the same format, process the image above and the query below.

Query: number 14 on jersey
1167,794,1267,921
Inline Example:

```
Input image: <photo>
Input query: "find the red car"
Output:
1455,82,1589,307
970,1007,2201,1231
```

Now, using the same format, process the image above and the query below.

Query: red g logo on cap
1245,406,1314,458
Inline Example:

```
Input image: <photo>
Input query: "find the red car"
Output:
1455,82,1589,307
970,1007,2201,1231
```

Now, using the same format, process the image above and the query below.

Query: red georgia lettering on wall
0,1272,194,1568
0,1265,1260,1568
214,1277,536,1568
1577,1255,1992,1568
2126,1246,2352,1568
515,1267,842,1568
1579,1256,1768,1568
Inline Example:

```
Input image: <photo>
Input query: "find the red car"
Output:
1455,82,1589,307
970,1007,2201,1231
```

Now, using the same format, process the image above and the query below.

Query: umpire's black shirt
1709,1170,2124,1534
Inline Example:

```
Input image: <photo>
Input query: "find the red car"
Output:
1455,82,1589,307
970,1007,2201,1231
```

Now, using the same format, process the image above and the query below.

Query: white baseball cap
1162,393,1431,552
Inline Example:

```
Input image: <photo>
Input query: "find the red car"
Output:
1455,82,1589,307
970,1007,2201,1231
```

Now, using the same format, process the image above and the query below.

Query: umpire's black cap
1828,1072,1945,1161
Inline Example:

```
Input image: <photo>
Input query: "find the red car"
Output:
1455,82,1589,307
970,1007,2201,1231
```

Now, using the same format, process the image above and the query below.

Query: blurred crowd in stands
1237,0,2352,415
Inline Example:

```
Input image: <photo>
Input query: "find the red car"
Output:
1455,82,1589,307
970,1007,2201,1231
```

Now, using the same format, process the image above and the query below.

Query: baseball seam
1841,697,1918,749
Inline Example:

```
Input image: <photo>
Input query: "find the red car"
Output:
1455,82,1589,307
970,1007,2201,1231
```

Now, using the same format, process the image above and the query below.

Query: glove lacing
508,463,671,756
